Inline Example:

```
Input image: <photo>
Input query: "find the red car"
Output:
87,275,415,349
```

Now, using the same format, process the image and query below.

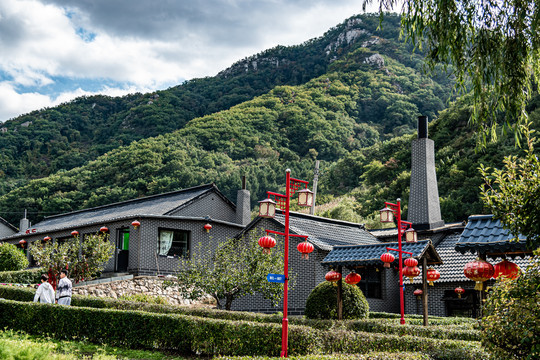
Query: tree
366,0,540,146
480,124,540,249
175,236,286,310
30,233,114,285
0,243,29,271
481,252,540,359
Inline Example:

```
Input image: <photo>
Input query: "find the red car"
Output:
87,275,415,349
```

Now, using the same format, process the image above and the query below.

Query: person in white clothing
55,269,72,306
33,274,55,304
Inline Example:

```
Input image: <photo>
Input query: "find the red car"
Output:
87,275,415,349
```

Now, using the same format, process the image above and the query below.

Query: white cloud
0,0,385,122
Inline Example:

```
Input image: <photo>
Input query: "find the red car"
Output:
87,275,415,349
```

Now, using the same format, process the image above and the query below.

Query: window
158,229,190,257
357,267,382,299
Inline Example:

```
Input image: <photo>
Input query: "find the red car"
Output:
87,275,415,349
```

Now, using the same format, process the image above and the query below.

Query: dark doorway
443,289,480,318
116,228,129,272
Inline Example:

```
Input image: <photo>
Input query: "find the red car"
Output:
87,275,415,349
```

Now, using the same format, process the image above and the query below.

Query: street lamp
379,198,417,325
258,169,312,358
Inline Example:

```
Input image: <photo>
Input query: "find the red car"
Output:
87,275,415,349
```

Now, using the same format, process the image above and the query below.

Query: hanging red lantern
454,287,465,298
297,240,314,260
413,289,423,299
19,239,27,248
404,257,418,268
426,268,441,286
100,226,109,233
380,252,395,268
464,258,494,290
344,272,361,285
203,223,212,233
131,220,140,229
403,265,420,283
325,270,342,283
43,236,51,242
493,260,520,280
71,230,79,237
258,236,276,254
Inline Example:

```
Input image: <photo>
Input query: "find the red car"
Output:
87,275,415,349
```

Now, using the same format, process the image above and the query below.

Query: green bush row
0,298,489,359
369,311,478,326
216,353,431,360
0,268,43,285
0,285,479,341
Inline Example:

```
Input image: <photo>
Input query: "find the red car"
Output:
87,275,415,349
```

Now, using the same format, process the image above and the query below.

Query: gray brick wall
171,190,237,223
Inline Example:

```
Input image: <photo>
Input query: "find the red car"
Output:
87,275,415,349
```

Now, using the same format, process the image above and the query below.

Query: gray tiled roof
411,232,531,284
272,211,380,251
19,184,216,234
322,240,439,268
455,215,530,256
0,216,17,231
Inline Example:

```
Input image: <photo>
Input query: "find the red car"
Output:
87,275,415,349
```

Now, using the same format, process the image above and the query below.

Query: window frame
356,266,383,299
157,228,191,258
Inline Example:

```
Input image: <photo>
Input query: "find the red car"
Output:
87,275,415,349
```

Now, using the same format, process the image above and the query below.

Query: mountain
1,13,524,228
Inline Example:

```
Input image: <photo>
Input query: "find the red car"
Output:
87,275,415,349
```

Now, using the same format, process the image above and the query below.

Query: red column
397,199,405,325
281,169,291,357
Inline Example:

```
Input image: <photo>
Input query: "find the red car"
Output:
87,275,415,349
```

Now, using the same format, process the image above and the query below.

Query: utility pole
310,160,320,215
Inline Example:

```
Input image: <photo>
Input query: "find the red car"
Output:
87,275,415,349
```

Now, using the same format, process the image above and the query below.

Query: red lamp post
257,169,313,358
379,198,417,325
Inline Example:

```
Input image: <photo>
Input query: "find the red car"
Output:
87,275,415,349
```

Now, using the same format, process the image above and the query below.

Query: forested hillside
0,14,439,196
1,13,535,228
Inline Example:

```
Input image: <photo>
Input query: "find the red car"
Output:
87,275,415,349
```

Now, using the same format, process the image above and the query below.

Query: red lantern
426,268,441,286
403,265,420,283
454,287,465,298
43,236,51,242
131,220,140,229
19,239,27,248
203,223,212,233
100,226,109,233
493,260,520,280
413,289,423,299
325,270,342,283
464,258,494,290
380,252,395,268
258,236,276,254
344,272,361,285
71,230,79,237
297,240,314,260
404,257,418,268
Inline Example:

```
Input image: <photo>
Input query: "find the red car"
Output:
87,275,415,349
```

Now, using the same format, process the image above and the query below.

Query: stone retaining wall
73,276,200,305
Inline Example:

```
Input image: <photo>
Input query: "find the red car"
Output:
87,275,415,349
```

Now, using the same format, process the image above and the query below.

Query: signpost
267,273,286,283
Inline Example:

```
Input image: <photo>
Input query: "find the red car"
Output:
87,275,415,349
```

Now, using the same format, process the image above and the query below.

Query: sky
0,0,385,123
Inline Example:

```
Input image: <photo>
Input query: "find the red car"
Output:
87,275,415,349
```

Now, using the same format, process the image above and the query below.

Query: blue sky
0,0,385,123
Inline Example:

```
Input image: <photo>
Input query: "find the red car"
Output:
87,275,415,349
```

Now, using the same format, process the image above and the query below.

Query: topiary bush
0,243,28,272
304,281,369,320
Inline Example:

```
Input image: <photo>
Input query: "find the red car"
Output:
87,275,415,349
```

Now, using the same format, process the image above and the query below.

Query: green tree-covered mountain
2,13,532,228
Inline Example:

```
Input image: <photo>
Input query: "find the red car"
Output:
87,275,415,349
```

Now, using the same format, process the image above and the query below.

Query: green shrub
0,243,29,272
118,293,170,304
481,255,540,360
216,353,431,360
304,281,368,320
0,268,43,285
0,298,488,359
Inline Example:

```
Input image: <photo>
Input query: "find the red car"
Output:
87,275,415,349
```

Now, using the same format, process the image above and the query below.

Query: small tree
175,236,286,310
481,252,540,359
30,233,114,285
0,243,29,271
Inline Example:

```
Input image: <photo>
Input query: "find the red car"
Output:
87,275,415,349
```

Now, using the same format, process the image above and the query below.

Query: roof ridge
42,183,215,221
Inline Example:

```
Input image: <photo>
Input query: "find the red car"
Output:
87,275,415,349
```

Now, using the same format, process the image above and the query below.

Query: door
116,228,129,272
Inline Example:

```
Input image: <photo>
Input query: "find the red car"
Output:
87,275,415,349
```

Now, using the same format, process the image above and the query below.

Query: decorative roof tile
455,215,531,256
322,240,441,268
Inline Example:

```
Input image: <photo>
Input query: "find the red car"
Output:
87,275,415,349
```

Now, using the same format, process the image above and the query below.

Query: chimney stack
407,116,444,230
19,209,30,232
236,176,251,226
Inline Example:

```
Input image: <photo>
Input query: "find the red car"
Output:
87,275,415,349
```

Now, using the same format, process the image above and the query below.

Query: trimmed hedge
217,353,431,360
0,298,489,359
0,285,480,341
0,268,42,285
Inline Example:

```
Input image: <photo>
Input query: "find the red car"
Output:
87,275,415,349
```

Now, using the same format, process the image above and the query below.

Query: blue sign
267,273,286,283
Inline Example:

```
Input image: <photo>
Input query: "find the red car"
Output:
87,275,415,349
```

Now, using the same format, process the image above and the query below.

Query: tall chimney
407,116,444,230
236,176,251,226
19,209,30,232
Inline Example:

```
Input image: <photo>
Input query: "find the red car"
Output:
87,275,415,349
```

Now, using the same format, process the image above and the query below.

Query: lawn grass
0,329,194,360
